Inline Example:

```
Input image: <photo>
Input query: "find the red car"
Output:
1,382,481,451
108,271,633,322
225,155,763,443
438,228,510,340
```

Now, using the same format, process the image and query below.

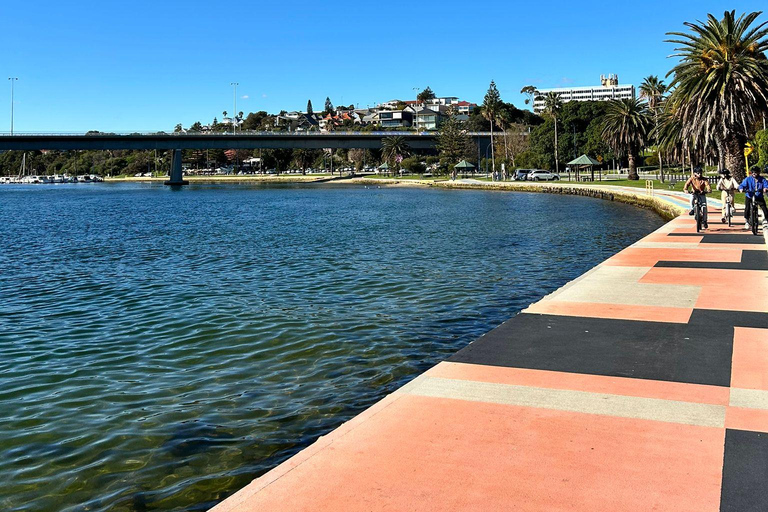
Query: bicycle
692,192,708,232
722,195,734,227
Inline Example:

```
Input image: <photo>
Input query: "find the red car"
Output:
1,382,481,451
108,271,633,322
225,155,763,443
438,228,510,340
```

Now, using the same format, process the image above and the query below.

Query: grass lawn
593,179,723,200
362,174,443,181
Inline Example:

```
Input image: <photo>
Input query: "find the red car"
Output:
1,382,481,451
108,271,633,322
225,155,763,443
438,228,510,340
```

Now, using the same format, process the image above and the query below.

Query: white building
533,74,635,113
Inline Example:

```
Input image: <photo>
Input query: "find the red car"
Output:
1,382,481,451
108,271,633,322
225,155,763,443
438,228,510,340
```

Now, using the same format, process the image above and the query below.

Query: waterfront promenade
213,187,768,511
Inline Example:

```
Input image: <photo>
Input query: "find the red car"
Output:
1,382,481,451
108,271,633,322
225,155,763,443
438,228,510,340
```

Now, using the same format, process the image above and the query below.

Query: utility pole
230,82,239,135
8,77,18,135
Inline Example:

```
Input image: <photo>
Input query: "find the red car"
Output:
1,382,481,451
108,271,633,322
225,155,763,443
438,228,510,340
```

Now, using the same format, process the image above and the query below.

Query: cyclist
684,166,711,228
738,165,768,230
716,168,739,223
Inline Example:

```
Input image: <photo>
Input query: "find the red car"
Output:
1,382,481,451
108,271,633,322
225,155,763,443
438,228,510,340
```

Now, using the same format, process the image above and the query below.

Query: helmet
693,166,703,175
719,168,730,176
751,165,762,174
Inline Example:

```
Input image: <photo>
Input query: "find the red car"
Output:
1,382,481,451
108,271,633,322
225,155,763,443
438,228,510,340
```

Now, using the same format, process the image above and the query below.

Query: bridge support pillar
164,149,189,186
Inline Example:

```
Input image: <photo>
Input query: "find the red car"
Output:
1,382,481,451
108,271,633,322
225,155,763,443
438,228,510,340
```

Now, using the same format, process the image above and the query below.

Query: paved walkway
212,191,768,512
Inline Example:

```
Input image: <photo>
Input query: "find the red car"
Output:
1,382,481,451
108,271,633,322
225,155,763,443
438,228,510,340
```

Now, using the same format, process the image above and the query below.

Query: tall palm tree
666,10,768,181
639,75,667,181
542,92,563,174
602,98,652,180
381,136,410,176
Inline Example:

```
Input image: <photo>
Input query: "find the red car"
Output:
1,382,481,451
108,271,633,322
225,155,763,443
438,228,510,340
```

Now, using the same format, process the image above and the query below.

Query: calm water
0,183,663,511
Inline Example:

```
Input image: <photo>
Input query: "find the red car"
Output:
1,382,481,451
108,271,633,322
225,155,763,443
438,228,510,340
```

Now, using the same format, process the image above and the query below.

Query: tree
639,76,668,180
482,80,502,178
542,92,563,174
324,97,334,114
436,111,476,177
174,123,183,133
381,135,410,175
666,10,768,181
417,86,436,104
520,85,538,108
307,99,314,116
601,98,652,180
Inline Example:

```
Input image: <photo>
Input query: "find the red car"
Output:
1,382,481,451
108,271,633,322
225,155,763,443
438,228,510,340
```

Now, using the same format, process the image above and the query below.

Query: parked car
527,169,560,181
513,169,531,181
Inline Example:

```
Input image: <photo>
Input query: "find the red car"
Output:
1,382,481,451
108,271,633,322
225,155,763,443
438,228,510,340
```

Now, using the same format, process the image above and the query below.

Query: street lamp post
230,82,239,135
8,77,18,135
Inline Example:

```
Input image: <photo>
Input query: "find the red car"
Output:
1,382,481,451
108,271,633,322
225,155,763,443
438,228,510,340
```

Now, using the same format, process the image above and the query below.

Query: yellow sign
745,142,754,157
597,155,603,163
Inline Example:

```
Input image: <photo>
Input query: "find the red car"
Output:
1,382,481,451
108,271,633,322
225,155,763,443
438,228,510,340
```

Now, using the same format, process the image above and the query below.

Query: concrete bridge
0,131,494,185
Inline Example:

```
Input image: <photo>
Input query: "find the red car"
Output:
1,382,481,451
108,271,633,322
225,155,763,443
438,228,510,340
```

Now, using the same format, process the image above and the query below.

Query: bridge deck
212,199,768,512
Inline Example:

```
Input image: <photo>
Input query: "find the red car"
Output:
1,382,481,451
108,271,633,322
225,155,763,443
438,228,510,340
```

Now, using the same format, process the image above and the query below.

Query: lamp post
230,82,239,135
8,77,18,135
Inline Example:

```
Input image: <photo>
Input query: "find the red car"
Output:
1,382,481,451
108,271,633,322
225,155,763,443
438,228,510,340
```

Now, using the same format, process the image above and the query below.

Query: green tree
417,86,436,104
601,98,652,180
542,92,563,174
666,10,768,181
436,112,476,177
520,85,538,108
482,80,502,178
639,75,668,180
324,97,334,114
307,99,314,116
381,135,410,175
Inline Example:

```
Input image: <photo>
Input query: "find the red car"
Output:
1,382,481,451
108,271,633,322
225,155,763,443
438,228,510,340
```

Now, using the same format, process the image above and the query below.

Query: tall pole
230,82,239,135
8,77,18,135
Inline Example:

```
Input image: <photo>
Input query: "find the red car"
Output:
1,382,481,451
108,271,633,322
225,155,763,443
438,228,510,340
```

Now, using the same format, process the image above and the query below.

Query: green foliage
324,97,334,114
400,157,426,174
666,10,768,180
416,87,436,103
436,115,476,167
757,130,768,169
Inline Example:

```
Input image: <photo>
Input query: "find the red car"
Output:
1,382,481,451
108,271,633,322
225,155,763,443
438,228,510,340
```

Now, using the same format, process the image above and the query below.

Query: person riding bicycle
738,165,768,230
684,166,711,228
716,168,739,223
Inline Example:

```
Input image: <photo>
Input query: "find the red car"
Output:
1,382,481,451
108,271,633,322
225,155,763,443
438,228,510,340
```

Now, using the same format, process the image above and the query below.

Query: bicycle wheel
751,201,759,235
695,202,702,233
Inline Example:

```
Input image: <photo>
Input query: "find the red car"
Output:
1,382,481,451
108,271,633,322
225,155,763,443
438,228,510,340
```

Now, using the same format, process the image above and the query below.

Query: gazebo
567,154,602,182
454,160,475,179
378,162,390,175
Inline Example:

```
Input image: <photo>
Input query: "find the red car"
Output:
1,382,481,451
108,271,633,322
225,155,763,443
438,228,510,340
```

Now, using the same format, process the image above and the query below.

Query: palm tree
639,75,667,180
542,92,562,174
381,136,410,176
666,10,768,181
602,98,652,180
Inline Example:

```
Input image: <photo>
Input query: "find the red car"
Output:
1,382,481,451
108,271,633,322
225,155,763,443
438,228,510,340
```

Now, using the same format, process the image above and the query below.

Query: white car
527,169,560,181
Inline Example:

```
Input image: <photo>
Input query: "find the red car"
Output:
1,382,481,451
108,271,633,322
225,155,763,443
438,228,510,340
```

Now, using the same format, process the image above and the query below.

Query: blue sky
0,0,762,132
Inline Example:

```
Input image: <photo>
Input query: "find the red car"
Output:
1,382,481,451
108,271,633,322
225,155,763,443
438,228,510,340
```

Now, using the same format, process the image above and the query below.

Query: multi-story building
532,74,635,113
379,110,413,128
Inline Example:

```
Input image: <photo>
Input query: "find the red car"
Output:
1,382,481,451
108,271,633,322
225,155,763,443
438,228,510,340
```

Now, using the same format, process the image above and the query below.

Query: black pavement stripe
655,250,768,271
720,429,768,512
689,309,768,330
450,312,734,387
668,233,765,244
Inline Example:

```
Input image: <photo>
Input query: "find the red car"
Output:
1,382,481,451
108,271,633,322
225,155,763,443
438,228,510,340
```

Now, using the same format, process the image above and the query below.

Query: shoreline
106,175,687,220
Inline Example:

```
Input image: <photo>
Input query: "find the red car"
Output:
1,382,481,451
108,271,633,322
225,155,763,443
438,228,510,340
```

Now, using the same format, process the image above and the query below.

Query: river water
0,183,663,511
